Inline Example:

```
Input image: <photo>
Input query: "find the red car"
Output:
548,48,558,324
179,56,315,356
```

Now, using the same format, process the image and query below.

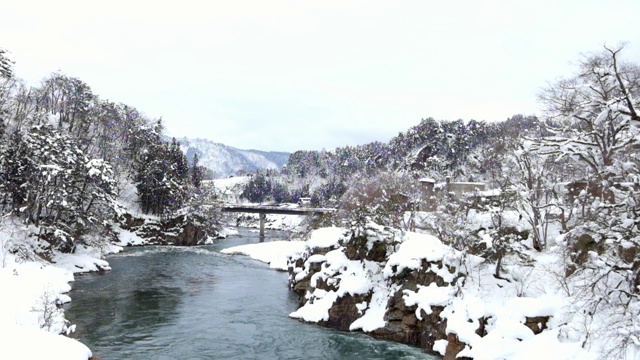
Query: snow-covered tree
135,139,189,217
338,172,421,230
0,124,119,252
35,73,97,137
0,48,13,79
241,171,272,203
537,45,640,355
508,141,560,250
538,46,640,182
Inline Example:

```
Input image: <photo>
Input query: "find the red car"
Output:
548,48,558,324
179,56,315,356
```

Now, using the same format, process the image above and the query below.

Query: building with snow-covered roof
418,177,488,211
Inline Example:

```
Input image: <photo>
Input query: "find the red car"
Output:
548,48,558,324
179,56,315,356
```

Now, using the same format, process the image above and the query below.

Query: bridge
221,204,336,236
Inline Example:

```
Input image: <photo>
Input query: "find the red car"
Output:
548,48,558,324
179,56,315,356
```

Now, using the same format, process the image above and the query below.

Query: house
418,177,487,211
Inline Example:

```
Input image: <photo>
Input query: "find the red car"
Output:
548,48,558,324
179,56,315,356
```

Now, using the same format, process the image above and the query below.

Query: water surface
66,228,438,359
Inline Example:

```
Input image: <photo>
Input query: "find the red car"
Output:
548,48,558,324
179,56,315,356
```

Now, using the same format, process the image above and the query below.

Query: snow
0,213,602,360
0,252,94,360
403,283,454,318
52,243,121,273
116,180,143,215
281,220,605,359
290,289,338,322
471,328,594,360
0,218,133,359
234,209,305,232
114,226,147,246
307,226,347,249
433,339,448,355
477,188,502,197
287,226,391,329
323,250,375,296
0,325,92,360
180,138,286,179
219,227,239,237
349,284,394,332
383,231,453,278
221,240,306,270
210,176,251,190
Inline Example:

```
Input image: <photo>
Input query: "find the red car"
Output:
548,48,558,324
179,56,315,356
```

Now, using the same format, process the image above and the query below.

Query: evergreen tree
191,152,204,188
135,138,189,217
241,172,272,203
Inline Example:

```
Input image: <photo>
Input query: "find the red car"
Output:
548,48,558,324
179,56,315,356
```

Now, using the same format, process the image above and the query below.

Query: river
65,228,439,359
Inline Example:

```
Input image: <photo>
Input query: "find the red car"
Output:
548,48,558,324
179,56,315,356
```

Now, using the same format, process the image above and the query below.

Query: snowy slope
179,137,290,178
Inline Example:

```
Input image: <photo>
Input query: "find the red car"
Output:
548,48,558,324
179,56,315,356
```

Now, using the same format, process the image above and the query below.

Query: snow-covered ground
221,240,306,270
222,224,603,360
0,219,125,360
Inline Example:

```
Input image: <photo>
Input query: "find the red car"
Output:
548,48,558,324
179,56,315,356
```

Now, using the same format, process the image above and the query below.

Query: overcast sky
2,0,639,152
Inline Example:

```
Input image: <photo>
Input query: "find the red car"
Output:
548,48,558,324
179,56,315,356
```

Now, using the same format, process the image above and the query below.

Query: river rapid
66,228,438,359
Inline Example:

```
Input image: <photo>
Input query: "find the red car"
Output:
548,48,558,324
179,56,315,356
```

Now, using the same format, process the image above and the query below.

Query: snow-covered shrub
338,172,421,230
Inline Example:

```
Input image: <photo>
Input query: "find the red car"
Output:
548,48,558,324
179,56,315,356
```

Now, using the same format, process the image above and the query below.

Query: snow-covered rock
286,224,593,360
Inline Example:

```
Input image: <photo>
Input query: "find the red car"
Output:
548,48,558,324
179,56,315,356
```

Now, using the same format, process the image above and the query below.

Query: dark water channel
66,228,438,359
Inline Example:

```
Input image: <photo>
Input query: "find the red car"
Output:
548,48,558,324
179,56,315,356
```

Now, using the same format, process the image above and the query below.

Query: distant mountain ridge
178,137,290,178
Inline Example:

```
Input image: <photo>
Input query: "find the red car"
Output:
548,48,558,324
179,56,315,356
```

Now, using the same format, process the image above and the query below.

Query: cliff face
287,224,556,359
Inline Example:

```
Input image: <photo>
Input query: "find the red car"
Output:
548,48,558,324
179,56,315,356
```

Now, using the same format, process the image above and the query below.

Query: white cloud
2,0,639,151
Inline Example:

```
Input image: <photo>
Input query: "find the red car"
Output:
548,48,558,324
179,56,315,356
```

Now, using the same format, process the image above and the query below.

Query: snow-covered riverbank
0,216,245,360
222,225,600,360
0,220,126,359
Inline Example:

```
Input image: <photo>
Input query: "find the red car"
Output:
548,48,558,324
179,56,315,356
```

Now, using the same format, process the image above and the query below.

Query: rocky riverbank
286,223,591,360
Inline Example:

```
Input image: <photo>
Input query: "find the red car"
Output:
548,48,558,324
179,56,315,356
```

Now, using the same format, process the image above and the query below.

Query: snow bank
221,240,306,270
210,176,250,203
114,226,147,246
383,232,453,278
0,219,122,359
0,260,94,359
0,324,92,360
53,244,116,273
349,284,395,332
291,224,599,360
219,227,239,237
235,211,305,232
307,226,347,249
211,176,250,189
289,248,383,324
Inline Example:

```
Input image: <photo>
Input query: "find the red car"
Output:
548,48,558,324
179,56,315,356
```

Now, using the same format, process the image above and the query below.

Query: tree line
0,51,209,254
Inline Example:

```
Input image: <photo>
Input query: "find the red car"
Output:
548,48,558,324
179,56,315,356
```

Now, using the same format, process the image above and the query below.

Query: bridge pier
259,213,266,237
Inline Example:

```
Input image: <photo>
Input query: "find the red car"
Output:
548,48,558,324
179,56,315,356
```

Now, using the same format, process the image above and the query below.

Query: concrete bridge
221,204,335,236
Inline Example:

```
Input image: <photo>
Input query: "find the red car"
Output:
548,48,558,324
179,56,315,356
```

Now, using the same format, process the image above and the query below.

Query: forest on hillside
0,49,216,256
240,46,640,357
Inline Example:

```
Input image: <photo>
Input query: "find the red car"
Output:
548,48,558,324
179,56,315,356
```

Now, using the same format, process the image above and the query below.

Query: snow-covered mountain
178,137,290,178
